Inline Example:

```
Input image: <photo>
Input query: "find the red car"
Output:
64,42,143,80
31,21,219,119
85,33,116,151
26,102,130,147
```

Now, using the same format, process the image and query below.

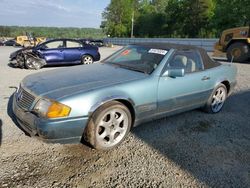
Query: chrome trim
16,86,36,110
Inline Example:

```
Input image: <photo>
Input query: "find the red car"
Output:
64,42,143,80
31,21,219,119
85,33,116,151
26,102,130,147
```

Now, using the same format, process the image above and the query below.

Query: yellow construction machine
16,33,46,47
214,26,250,62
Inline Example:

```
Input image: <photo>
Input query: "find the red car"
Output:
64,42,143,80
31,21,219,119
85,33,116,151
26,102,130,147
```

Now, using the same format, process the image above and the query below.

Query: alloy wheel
83,56,93,64
211,87,227,113
95,108,129,148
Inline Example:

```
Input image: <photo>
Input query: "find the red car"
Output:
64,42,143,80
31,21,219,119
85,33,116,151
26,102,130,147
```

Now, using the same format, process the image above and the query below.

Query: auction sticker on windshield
148,49,168,55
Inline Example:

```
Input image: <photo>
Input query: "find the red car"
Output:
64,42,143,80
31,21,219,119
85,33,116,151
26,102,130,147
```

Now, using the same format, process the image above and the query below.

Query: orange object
47,101,71,118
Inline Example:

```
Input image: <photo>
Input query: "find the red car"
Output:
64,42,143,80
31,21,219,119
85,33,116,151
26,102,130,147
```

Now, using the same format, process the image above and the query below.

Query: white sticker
148,49,168,55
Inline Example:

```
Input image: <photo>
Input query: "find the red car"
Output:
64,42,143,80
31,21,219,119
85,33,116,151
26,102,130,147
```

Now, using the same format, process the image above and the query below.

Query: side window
168,50,203,73
66,41,82,48
44,41,64,49
224,33,233,42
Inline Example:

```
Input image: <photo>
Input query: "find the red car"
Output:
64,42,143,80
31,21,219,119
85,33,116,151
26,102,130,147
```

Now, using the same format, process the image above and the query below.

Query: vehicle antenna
231,56,234,63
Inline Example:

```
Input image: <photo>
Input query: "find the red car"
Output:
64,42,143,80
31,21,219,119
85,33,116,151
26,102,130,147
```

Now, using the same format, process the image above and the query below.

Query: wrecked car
9,39,101,69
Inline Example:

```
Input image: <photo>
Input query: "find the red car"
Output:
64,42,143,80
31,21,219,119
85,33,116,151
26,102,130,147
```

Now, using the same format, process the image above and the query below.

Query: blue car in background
9,39,100,69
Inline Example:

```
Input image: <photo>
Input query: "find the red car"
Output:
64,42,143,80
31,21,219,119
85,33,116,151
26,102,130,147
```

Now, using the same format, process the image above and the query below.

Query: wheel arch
88,96,136,123
221,80,230,94
81,53,94,59
215,79,230,94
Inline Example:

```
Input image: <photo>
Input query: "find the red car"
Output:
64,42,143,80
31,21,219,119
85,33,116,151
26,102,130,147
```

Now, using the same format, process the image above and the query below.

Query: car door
63,40,83,63
38,40,65,64
157,50,209,114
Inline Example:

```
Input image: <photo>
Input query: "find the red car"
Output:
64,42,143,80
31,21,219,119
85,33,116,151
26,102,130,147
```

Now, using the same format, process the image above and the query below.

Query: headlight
33,98,71,119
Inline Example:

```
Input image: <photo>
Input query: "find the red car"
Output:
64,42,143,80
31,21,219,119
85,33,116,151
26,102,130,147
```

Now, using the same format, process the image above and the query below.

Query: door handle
202,76,210,81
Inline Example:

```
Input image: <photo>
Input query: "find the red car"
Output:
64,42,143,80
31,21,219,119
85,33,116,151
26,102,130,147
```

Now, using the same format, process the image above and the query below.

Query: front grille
16,87,36,110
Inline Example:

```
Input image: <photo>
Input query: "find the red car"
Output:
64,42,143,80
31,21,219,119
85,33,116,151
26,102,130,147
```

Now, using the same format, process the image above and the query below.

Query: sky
0,0,110,28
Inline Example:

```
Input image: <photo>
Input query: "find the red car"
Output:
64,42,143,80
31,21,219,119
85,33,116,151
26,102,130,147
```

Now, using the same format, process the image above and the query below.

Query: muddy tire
84,101,132,150
81,55,94,65
203,83,227,114
226,42,250,62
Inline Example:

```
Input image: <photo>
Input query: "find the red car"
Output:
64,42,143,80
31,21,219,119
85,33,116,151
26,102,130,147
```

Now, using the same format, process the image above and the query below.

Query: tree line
0,26,105,39
101,0,250,38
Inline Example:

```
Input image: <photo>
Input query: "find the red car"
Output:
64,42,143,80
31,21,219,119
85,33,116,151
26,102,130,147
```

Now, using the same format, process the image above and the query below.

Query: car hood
9,46,34,59
22,63,147,99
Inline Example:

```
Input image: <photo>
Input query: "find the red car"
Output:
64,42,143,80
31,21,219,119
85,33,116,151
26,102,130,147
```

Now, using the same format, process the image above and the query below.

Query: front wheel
203,84,227,113
84,101,132,150
24,57,42,70
81,55,94,65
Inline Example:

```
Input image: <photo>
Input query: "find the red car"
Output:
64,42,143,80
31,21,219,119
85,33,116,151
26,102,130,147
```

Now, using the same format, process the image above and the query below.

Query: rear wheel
81,55,94,65
84,101,132,150
203,83,227,113
226,42,250,62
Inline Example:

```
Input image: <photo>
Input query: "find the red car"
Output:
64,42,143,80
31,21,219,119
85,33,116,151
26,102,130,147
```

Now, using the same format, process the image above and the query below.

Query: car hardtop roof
133,42,203,51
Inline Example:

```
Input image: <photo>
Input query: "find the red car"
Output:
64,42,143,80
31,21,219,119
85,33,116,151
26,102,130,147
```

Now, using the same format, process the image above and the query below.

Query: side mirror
162,68,185,78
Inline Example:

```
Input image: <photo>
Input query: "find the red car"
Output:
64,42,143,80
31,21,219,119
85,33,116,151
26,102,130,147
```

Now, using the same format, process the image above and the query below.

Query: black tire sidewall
227,42,250,62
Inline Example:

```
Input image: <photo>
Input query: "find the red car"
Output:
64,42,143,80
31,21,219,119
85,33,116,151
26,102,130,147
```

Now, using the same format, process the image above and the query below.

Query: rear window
66,41,83,48
44,41,64,49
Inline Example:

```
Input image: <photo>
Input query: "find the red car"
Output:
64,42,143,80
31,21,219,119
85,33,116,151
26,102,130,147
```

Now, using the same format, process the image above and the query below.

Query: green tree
102,0,139,37
101,0,248,38
212,0,250,36
180,0,215,37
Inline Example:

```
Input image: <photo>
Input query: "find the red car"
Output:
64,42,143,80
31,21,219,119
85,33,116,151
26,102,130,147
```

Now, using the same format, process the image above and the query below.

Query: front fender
59,89,135,118
89,95,135,115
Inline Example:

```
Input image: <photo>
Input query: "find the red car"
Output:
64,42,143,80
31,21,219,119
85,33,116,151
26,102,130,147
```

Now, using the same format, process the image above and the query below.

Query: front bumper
9,59,18,66
12,93,89,144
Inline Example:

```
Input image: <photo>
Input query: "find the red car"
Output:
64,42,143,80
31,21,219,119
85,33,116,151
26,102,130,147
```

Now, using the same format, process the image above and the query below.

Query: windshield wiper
117,64,147,74
105,62,147,74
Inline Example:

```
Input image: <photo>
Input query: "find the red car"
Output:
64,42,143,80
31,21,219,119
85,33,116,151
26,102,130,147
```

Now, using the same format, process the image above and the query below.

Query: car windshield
103,45,168,74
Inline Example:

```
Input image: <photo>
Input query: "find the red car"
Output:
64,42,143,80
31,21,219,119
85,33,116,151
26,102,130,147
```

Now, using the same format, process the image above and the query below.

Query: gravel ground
0,46,249,188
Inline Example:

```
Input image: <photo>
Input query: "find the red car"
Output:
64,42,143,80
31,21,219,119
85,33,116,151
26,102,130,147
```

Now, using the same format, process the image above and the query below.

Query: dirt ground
0,46,249,188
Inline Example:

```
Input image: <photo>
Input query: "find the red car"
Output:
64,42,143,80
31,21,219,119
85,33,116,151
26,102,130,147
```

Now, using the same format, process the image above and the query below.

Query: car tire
226,42,250,62
24,57,42,70
81,55,94,65
203,83,227,114
84,101,132,150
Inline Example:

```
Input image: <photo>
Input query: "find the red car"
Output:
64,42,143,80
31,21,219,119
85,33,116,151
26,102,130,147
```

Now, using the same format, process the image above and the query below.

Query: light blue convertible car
11,43,237,150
